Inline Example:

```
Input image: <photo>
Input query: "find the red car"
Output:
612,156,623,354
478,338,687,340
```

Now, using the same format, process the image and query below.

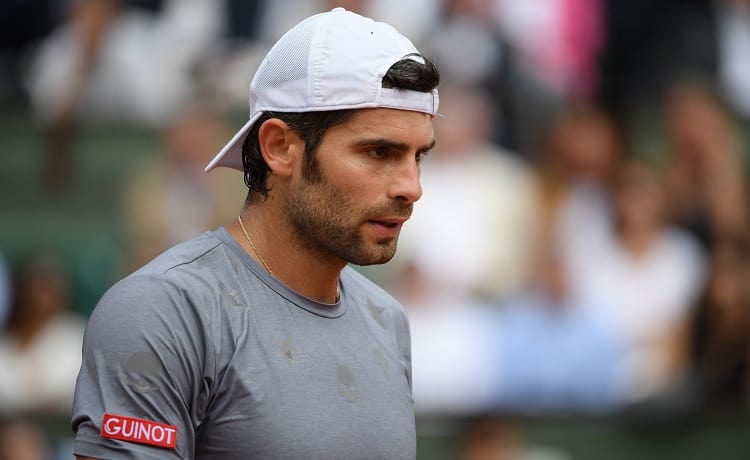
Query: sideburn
292,109,354,184
301,148,326,184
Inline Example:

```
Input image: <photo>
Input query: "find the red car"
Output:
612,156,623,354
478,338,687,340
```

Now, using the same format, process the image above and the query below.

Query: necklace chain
238,215,274,275
236,214,341,303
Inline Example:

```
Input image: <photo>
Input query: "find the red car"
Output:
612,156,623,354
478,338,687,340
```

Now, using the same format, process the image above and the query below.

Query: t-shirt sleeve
71,272,215,459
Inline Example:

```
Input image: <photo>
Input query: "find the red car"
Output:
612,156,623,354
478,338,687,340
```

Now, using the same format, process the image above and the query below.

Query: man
71,7,439,459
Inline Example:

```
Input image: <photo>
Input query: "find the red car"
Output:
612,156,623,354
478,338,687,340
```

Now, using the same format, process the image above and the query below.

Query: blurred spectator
120,102,246,269
535,104,622,281
691,242,750,407
0,418,51,460
715,0,750,119
26,0,222,126
573,162,707,403
419,0,519,149
390,81,541,305
24,0,224,190
662,81,750,250
492,241,623,413
598,0,718,143
489,0,606,155
407,292,500,416
495,0,605,102
0,253,85,416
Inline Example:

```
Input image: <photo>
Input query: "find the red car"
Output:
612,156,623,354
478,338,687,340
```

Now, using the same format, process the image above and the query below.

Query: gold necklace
236,215,341,303
238,215,274,275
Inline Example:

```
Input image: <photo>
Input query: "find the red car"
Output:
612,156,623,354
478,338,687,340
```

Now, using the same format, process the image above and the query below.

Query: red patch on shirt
100,413,177,449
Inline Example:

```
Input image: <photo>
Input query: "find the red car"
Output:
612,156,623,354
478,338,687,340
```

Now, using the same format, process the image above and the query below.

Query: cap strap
378,87,440,116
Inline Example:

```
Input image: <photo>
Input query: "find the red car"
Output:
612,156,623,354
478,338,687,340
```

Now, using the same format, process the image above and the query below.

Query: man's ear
258,118,304,177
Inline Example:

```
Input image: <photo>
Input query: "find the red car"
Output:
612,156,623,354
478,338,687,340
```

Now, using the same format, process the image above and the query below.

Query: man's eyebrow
421,138,436,153
352,138,436,152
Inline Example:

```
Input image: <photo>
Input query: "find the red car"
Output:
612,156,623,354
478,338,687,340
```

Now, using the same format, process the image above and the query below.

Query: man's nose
389,158,423,204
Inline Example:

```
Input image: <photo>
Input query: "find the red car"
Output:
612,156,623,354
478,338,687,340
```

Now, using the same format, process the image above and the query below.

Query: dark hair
241,54,440,202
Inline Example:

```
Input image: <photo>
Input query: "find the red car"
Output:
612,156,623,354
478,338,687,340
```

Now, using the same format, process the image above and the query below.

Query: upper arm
71,274,213,459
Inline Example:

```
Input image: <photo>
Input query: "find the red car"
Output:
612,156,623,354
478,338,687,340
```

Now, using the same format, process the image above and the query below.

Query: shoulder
89,231,237,336
107,231,229,299
80,232,238,389
138,231,227,279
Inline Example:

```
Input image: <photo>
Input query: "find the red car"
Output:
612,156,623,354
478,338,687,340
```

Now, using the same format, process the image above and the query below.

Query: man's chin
348,242,398,266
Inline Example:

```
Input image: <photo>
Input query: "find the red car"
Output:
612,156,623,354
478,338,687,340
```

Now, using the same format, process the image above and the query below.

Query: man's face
285,108,435,266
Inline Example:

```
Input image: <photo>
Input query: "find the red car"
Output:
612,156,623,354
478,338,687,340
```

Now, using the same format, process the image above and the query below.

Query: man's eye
368,147,390,159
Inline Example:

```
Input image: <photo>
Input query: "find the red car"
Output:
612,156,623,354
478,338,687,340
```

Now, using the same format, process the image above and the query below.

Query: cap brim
205,112,263,172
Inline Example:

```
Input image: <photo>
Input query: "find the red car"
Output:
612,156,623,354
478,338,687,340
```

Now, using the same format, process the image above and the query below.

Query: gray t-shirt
72,228,415,459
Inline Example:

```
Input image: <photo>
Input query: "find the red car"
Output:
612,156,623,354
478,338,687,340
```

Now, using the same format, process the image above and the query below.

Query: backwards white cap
205,7,440,172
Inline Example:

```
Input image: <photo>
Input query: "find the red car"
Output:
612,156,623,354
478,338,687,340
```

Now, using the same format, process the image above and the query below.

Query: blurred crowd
1,0,750,458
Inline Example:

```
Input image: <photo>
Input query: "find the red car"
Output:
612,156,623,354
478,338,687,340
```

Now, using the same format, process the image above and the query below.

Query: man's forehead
341,108,434,141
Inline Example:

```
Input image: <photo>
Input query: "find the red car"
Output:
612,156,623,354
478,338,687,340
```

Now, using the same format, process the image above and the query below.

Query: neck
230,206,343,304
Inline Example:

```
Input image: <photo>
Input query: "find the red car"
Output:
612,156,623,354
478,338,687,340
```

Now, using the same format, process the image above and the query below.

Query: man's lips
367,217,408,237
369,217,408,227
